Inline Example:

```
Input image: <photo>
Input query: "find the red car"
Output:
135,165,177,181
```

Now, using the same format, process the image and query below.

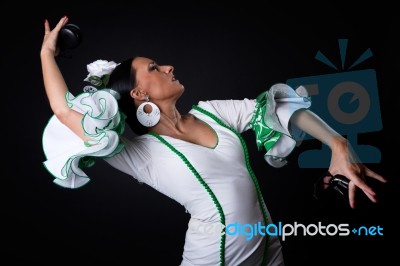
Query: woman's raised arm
41,16,88,141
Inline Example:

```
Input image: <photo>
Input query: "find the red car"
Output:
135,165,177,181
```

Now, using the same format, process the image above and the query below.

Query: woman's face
132,57,184,102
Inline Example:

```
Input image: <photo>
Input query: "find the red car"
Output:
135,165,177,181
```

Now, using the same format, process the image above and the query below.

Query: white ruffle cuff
42,90,125,188
249,83,311,168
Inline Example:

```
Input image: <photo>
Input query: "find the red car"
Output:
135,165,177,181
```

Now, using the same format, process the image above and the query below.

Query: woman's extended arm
41,16,88,141
290,109,387,208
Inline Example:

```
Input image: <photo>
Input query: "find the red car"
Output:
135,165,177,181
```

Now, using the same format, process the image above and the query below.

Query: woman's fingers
366,168,387,183
363,189,378,203
348,181,357,209
347,171,376,197
54,16,69,32
346,167,383,208
44,19,50,34
348,180,378,209
44,16,69,36
349,181,378,209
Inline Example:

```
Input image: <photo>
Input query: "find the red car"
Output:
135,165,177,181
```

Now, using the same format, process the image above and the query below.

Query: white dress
42,83,311,266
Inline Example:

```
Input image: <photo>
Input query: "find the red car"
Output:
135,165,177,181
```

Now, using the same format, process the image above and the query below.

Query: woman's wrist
40,48,55,58
330,135,348,153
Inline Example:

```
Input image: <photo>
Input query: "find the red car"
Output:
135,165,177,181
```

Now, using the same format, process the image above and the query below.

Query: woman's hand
41,16,69,56
328,136,387,209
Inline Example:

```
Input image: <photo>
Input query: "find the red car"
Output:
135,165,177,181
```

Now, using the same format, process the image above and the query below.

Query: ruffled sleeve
249,83,311,168
42,90,125,189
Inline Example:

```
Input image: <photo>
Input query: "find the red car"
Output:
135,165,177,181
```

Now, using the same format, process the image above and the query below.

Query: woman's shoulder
189,100,217,117
190,99,229,112
190,98,256,117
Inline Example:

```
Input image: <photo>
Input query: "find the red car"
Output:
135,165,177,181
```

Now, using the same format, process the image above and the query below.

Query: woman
41,16,386,266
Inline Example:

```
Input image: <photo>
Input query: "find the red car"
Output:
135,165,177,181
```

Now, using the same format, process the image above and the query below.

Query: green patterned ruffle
249,83,311,168
249,92,282,152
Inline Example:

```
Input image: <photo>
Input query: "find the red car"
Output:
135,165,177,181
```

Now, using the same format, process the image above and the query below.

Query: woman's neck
150,103,185,136
161,105,182,126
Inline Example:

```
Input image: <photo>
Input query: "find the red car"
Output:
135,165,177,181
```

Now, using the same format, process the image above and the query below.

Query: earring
136,96,161,127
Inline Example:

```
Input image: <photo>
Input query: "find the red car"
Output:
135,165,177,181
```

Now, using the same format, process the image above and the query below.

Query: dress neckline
148,107,220,150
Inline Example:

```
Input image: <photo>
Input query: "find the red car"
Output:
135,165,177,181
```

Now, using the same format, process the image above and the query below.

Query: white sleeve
196,98,257,133
103,136,152,185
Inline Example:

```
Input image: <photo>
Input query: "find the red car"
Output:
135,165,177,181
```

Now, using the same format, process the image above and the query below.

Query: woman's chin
176,85,185,98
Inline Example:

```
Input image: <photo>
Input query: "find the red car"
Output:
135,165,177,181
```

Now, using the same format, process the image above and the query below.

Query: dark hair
107,57,147,135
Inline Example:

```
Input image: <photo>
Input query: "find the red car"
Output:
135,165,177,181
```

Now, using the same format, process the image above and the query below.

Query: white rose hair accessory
83,59,121,99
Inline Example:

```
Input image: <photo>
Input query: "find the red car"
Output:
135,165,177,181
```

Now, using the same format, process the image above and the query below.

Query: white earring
136,97,161,127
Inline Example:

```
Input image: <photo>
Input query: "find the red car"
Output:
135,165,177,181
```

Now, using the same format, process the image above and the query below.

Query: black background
5,2,398,266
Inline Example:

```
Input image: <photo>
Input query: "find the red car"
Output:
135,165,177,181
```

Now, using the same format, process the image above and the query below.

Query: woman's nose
161,65,174,74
